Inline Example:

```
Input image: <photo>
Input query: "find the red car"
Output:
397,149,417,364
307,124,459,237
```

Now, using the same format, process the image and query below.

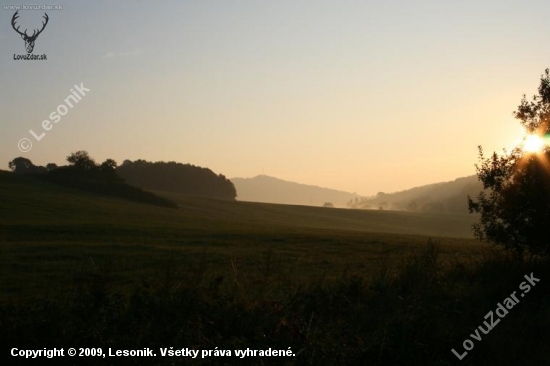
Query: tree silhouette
8,157,46,174
99,159,119,182
100,159,117,170
116,160,237,200
47,152,175,208
8,157,33,173
67,151,96,170
468,69,550,256
46,163,58,172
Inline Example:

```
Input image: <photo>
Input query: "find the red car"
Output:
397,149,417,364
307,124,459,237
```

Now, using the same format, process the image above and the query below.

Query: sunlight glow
522,134,545,153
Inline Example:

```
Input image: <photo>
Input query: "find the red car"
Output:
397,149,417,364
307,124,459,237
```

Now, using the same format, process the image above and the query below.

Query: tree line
7,151,237,206
116,159,236,200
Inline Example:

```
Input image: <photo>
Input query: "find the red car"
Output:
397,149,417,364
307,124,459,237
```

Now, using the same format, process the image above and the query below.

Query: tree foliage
47,152,175,208
67,151,96,170
8,157,33,173
468,69,550,256
8,157,46,174
117,160,237,200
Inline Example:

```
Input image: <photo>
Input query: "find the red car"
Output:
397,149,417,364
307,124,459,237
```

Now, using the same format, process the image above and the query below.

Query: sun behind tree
469,69,550,257
522,134,545,153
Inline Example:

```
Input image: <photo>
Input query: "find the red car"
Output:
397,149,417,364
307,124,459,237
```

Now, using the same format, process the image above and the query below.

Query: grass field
1,170,549,365
0,170,484,299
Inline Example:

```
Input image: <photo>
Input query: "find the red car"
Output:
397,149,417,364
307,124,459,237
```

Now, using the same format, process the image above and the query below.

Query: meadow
1,170,548,365
0,171,481,298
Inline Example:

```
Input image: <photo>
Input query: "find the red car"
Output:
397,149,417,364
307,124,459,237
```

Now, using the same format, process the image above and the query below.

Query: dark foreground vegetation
0,168,518,366
2,244,549,365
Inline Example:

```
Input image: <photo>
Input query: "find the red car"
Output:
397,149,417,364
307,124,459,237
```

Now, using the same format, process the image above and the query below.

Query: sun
522,134,545,153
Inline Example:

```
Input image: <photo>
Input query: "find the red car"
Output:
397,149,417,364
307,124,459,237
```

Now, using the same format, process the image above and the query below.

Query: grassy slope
157,190,477,238
0,171,485,299
3,171,549,366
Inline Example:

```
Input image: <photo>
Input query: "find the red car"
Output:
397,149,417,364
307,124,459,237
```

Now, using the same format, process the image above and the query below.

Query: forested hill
117,160,237,200
350,175,482,214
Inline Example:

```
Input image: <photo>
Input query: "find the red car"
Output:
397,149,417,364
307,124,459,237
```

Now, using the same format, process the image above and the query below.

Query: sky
1,0,549,196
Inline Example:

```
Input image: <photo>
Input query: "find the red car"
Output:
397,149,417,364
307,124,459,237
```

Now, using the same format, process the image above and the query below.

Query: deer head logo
11,11,49,54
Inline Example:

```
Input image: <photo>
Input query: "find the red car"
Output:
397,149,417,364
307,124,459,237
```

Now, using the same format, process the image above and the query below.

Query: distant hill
231,175,361,207
117,160,237,200
352,175,483,214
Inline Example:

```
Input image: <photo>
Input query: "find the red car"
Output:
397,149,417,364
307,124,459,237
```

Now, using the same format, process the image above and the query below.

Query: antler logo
11,11,49,54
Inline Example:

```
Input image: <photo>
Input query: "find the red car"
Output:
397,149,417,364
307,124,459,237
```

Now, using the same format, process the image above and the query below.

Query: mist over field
231,174,483,214
231,175,361,207
2,1,550,365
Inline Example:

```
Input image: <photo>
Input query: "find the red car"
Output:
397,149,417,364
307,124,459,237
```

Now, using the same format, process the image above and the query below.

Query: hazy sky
1,0,549,196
